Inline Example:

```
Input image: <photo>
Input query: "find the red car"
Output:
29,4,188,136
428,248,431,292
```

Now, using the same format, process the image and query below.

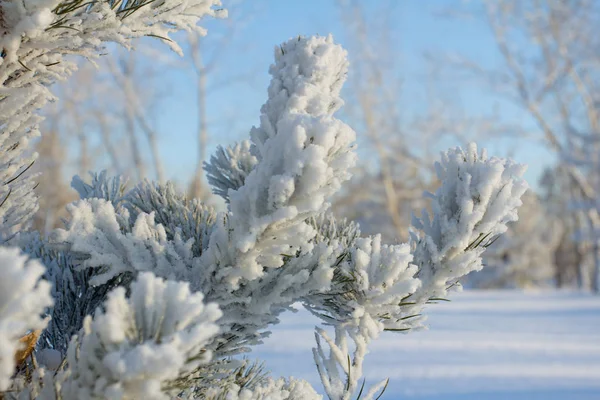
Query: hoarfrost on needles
60,272,221,400
0,1,529,397
0,247,53,391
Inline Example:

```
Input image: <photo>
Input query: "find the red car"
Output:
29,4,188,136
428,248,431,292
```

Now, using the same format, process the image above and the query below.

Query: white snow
255,290,600,399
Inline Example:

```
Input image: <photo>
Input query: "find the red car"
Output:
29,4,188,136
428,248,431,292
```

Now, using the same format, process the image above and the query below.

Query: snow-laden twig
71,171,128,206
0,247,53,391
204,141,259,203
406,143,528,320
59,272,222,399
51,198,196,285
0,0,225,237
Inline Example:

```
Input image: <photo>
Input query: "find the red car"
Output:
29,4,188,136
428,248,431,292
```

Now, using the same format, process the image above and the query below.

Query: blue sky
112,0,555,191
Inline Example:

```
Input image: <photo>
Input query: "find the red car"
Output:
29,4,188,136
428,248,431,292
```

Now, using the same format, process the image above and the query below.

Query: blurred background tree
437,0,600,291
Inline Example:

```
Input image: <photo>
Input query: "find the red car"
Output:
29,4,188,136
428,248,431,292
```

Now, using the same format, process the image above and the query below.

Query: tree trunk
125,108,145,182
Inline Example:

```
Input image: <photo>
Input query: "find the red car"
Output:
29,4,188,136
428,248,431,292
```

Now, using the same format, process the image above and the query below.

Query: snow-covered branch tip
71,171,128,205
0,247,53,391
203,34,357,287
50,198,197,286
204,141,259,203
305,143,526,399
408,143,528,304
310,143,527,334
59,272,222,399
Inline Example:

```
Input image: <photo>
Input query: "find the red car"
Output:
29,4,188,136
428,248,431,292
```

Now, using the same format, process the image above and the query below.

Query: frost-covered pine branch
51,35,358,367
57,272,221,399
407,144,528,315
71,171,128,206
0,0,231,394
306,144,527,399
310,145,527,334
5,271,221,399
2,15,529,397
0,0,225,238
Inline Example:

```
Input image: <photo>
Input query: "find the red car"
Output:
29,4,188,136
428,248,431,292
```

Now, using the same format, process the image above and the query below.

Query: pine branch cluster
0,1,528,399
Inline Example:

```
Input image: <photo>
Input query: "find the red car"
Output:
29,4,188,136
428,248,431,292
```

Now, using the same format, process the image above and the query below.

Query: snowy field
253,291,600,399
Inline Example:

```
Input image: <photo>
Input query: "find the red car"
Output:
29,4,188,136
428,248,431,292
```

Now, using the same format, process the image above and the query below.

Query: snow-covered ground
253,291,600,399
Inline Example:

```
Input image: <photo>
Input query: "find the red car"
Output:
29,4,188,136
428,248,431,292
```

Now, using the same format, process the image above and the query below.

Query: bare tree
540,166,587,288
442,0,600,291
104,49,166,182
333,0,425,241
31,48,168,229
185,8,256,200
187,32,211,200
31,127,76,233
